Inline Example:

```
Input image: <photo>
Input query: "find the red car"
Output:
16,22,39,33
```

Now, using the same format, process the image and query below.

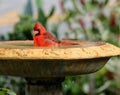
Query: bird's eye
34,29,40,36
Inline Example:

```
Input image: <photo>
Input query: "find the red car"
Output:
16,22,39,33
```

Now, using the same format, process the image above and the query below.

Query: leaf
24,0,33,16
38,7,47,27
0,88,16,95
51,24,59,38
0,91,5,95
104,0,109,5
6,91,16,95
65,10,77,21
48,6,55,18
36,0,43,8
38,7,46,19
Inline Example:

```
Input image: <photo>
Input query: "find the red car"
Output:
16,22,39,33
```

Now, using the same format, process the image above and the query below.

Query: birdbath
0,40,120,95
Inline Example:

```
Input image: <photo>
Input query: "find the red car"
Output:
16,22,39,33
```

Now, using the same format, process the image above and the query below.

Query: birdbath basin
0,40,120,95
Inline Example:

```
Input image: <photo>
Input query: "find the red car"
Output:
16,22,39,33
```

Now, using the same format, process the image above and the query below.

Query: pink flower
105,71,114,80
79,18,85,31
116,34,120,40
60,0,65,12
80,0,85,6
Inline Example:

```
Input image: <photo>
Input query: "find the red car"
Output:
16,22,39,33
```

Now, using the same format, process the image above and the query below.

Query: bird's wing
44,32,60,43
42,39,59,47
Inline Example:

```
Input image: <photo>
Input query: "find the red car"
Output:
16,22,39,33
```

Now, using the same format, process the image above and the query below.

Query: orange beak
34,31,39,36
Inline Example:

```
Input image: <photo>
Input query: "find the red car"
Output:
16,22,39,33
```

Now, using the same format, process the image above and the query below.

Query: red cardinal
33,22,77,47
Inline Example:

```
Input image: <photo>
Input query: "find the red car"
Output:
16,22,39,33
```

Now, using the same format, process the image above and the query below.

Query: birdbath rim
0,40,120,60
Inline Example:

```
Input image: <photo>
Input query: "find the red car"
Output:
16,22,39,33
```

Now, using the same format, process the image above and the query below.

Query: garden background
0,0,120,95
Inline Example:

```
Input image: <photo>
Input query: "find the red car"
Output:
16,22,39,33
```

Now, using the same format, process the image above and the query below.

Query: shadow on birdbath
0,40,120,95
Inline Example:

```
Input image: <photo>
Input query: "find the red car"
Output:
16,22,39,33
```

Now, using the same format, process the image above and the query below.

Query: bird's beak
34,31,39,36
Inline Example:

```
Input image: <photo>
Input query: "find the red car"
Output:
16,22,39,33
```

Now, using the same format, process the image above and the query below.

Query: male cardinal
33,22,77,47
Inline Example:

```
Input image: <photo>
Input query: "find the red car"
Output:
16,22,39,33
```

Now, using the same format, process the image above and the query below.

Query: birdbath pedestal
0,40,120,95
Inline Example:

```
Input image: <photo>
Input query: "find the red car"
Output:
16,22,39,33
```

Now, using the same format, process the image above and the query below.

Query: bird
33,22,78,47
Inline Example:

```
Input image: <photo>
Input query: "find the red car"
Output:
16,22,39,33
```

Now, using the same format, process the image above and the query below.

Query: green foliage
36,0,43,8
104,0,109,5
8,15,35,40
94,68,107,90
37,6,55,28
0,36,5,41
0,76,25,95
62,67,120,95
0,88,16,95
51,24,59,39
63,76,87,95
62,0,120,46
24,0,33,16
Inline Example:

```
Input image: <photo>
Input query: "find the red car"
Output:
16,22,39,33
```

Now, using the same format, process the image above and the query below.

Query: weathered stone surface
0,58,109,78
0,40,120,59
0,40,119,78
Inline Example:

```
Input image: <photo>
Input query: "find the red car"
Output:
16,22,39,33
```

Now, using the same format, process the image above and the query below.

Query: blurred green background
0,0,120,95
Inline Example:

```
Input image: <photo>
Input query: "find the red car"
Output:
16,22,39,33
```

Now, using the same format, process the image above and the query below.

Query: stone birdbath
0,40,120,95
